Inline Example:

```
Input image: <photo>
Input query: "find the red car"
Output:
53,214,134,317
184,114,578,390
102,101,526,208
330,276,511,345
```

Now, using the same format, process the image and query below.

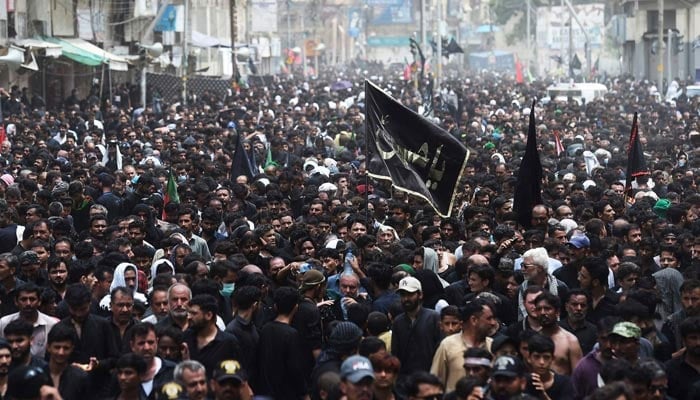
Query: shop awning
12,38,62,58
43,37,130,71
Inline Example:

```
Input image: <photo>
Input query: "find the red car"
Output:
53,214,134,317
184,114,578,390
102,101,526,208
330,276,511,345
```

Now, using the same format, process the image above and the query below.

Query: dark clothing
0,277,23,316
554,265,580,289
371,290,400,314
10,356,47,372
96,191,123,223
145,358,176,400
391,307,442,376
662,310,687,353
56,315,119,364
445,280,470,306
309,351,342,400
665,354,700,400
464,290,517,326
225,315,259,384
0,224,18,253
505,317,539,341
184,329,242,380
155,315,188,332
559,319,598,355
585,291,620,323
255,321,307,400
71,199,94,233
55,365,89,400
109,318,137,352
291,297,323,388
525,373,574,400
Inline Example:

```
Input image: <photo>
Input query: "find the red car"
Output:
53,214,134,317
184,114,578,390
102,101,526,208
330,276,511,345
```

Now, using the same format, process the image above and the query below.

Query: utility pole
667,28,672,91
526,0,530,78
421,0,426,48
182,0,189,105
230,0,239,81
436,0,441,89
658,0,664,92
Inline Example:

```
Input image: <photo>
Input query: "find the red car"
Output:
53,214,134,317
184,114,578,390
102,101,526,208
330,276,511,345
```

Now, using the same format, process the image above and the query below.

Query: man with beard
559,289,597,355
387,202,412,238
662,278,700,355
46,323,88,398
0,339,10,396
3,319,46,370
0,282,58,359
47,256,69,299
178,208,211,260
157,283,192,331
174,360,208,400
339,355,375,400
57,283,118,364
210,359,254,400
109,286,138,351
431,298,498,392
483,355,528,400
129,322,175,399
571,317,620,400
666,316,700,400
391,277,441,378
534,292,582,376
184,294,242,380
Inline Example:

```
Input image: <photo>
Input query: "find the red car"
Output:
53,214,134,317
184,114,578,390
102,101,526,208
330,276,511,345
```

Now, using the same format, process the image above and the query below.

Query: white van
543,83,609,106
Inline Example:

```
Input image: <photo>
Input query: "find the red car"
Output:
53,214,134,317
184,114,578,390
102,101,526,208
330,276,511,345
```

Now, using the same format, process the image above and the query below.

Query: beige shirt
430,332,492,392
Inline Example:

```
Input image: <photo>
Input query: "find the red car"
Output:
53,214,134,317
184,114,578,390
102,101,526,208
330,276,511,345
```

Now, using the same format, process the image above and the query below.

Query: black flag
625,112,649,201
231,133,255,181
513,101,543,229
365,80,469,217
445,38,464,55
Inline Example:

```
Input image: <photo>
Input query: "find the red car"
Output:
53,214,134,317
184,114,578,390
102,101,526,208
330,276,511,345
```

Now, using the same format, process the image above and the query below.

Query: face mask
220,283,235,297
679,160,686,167
178,175,188,183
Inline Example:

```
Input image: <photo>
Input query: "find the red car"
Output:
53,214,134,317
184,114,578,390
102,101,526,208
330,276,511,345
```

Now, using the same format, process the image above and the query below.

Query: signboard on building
535,3,604,50
371,0,413,25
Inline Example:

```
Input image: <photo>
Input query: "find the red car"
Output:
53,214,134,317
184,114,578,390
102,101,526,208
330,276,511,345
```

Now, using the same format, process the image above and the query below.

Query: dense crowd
0,64,696,400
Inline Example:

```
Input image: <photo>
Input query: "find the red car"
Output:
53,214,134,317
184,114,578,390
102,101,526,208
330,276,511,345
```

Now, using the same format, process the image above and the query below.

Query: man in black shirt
666,316,700,400
255,286,306,399
46,323,88,399
225,286,261,387
184,294,241,380
559,289,597,354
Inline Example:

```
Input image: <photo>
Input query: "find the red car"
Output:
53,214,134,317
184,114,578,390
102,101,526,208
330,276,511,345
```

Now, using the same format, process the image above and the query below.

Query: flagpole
364,80,370,223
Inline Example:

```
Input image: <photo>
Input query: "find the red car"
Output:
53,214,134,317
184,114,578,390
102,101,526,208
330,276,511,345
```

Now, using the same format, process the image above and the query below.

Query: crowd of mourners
0,63,696,400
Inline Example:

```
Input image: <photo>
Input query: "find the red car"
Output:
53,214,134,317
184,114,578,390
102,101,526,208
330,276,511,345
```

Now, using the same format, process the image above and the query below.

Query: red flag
515,58,524,84
553,130,564,157
0,126,7,146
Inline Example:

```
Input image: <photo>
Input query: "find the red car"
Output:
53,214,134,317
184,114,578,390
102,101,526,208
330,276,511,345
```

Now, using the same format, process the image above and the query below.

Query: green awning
43,36,104,66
